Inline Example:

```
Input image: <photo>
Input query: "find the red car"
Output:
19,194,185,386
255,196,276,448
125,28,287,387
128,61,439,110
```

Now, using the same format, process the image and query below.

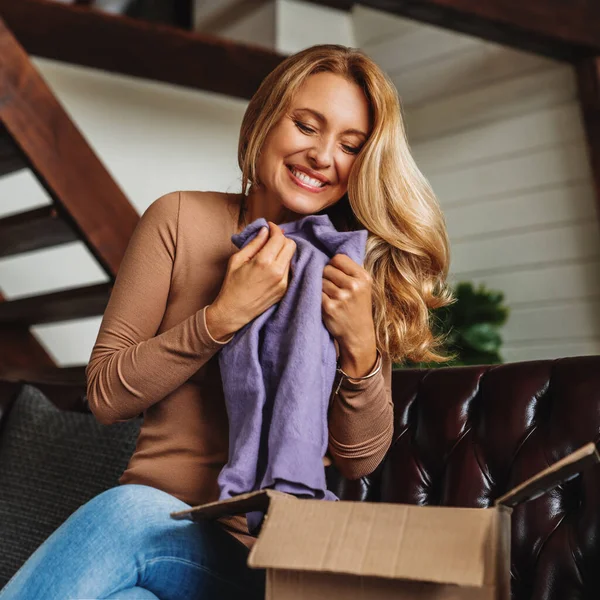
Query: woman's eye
295,120,315,134
342,144,361,155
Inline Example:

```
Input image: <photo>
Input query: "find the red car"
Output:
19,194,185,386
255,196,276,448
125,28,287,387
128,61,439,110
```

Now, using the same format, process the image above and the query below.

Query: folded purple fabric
217,213,368,532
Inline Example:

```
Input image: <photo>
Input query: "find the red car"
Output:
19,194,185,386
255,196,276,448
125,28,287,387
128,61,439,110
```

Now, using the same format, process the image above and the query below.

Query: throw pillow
0,384,141,588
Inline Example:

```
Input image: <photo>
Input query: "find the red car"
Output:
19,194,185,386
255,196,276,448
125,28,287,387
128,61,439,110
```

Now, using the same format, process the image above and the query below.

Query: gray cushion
0,384,141,588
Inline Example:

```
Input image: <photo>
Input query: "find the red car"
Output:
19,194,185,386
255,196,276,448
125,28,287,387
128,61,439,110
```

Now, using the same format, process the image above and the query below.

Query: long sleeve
327,352,394,480
85,191,230,426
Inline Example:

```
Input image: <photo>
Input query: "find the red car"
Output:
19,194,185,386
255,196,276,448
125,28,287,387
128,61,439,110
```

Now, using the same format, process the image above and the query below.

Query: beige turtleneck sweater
85,190,394,547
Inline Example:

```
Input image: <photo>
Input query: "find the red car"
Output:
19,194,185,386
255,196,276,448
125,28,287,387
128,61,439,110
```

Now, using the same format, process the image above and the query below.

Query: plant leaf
461,323,502,353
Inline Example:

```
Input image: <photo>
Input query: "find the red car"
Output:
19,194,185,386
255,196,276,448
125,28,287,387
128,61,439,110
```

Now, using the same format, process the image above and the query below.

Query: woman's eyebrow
294,107,368,138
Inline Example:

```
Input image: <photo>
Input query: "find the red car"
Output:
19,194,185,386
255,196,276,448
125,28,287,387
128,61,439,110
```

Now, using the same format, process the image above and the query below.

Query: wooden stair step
0,365,86,386
0,205,78,258
0,365,88,412
0,282,112,326
0,290,56,370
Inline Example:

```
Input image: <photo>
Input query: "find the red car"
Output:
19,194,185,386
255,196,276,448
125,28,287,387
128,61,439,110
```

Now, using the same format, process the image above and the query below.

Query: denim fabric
0,484,264,600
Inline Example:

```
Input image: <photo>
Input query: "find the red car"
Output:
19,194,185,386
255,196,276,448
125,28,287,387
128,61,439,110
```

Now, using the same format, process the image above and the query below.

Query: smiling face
252,71,371,221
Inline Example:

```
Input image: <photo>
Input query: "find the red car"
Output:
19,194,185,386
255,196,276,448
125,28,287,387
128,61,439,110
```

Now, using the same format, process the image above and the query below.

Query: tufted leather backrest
338,355,600,600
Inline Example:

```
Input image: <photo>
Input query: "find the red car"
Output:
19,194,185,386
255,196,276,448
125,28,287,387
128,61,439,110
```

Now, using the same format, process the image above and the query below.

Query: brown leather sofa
2,354,600,598
328,354,600,599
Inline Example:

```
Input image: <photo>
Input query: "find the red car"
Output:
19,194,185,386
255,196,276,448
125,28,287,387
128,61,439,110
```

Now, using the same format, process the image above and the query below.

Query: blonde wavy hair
238,44,454,365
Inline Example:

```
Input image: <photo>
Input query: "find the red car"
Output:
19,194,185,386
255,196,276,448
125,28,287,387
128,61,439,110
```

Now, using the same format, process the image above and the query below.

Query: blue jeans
0,484,265,600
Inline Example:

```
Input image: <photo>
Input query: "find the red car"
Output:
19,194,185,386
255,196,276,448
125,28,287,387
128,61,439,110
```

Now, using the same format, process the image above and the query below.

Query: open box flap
495,442,600,508
169,489,294,521
248,497,497,587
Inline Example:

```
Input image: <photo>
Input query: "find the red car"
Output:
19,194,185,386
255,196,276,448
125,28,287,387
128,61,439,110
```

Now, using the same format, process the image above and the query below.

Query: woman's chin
280,192,332,217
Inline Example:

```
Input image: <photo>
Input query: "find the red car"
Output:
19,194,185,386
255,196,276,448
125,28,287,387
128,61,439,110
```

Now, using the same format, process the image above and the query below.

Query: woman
0,44,452,600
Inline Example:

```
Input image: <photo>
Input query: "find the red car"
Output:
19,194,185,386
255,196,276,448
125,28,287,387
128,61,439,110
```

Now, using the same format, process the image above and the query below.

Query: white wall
216,1,276,49
275,0,354,54
213,0,355,52
53,0,130,13
193,0,242,29
354,5,600,362
0,59,247,366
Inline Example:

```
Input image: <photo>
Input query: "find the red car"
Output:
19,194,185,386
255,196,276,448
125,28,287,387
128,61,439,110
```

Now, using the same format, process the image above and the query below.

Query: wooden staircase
1,0,599,392
0,0,284,396
0,16,140,385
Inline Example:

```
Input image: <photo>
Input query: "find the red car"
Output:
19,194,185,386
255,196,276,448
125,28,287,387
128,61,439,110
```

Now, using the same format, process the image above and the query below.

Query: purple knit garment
217,213,368,533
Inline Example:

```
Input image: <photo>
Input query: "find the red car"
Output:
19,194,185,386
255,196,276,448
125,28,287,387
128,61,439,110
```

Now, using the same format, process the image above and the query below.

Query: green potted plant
401,282,510,368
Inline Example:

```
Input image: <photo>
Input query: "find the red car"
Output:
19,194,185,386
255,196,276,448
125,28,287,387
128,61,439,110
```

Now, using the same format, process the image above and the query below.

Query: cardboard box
171,443,600,599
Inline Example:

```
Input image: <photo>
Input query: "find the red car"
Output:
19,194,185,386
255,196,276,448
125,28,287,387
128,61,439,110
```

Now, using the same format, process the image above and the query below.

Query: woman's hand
322,254,378,378
206,222,296,341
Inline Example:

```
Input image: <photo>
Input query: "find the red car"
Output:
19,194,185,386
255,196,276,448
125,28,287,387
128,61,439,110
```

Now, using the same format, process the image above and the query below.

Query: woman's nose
307,138,334,168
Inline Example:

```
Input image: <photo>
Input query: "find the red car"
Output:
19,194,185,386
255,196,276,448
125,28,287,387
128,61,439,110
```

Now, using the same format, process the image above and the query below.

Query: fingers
328,253,363,277
277,236,296,262
238,225,269,260
254,222,287,265
276,236,297,272
322,278,339,299
323,263,353,290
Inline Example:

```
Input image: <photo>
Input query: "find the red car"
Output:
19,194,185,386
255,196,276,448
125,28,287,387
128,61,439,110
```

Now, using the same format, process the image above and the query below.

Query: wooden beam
576,58,600,225
0,205,78,258
61,0,194,30
0,283,112,327
0,0,285,99
305,0,600,62
0,368,88,412
0,17,140,277
0,366,86,386
0,291,56,370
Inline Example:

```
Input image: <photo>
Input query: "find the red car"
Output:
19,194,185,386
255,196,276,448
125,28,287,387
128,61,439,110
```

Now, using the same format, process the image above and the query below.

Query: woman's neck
238,188,301,232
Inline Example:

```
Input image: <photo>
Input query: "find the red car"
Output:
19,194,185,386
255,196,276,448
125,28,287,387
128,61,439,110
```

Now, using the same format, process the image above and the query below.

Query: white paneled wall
354,5,600,362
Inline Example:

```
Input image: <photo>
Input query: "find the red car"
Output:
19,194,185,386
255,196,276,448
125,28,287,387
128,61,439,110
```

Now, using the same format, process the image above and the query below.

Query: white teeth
291,168,325,188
